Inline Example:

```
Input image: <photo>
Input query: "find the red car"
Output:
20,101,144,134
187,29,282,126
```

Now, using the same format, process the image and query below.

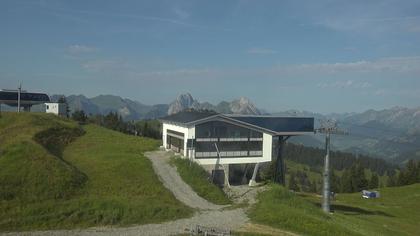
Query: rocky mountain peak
167,93,262,115
230,97,261,115
167,93,200,115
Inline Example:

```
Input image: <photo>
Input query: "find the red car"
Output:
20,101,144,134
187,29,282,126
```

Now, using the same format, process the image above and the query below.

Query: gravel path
3,209,247,236
144,150,224,210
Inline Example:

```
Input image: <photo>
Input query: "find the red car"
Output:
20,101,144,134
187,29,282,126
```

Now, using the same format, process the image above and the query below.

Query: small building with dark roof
160,110,314,186
0,89,50,111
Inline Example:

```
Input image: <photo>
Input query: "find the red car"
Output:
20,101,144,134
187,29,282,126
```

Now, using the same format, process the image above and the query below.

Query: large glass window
195,121,263,158
195,121,262,139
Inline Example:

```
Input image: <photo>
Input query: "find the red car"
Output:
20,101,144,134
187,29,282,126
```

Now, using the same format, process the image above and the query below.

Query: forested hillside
284,142,397,175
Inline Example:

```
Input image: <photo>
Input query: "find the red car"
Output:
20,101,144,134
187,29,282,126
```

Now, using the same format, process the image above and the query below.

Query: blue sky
1,0,420,113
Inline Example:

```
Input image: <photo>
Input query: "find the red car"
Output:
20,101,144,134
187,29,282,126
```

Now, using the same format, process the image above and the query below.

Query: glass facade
196,121,262,139
195,121,263,158
0,91,50,102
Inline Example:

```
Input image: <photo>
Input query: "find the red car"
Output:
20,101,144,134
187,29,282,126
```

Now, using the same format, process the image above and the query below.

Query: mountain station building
160,110,314,186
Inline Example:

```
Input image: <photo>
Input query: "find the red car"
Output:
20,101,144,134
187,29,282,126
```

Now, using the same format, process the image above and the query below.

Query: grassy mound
34,126,85,157
0,113,86,202
170,156,231,205
0,113,192,231
249,184,420,236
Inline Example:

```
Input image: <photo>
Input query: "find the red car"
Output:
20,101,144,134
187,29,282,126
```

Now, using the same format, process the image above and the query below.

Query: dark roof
160,110,218,124
227,115,314,133
0,91,50,106
160,110,314,134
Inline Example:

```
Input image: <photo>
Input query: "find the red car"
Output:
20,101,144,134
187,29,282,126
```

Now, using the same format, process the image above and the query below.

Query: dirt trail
145,150,224,210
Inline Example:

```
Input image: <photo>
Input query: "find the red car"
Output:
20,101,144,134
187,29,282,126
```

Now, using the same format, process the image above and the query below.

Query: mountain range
41,93,420,163
50,93,263,120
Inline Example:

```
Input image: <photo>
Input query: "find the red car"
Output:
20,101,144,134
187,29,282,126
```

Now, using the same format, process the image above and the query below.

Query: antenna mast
17,83,22,113
316,120,347,213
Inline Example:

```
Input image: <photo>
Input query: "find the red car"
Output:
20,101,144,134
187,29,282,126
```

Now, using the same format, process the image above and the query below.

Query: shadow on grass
313,202,394,217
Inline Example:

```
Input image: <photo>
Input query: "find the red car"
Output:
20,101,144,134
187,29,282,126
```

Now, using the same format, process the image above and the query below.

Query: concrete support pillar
249,163,260,186
274,136,286,185
23,106,31,112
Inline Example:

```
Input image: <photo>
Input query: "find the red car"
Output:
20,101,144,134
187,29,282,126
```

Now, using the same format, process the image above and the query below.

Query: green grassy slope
0,113,86,202
0,113,192,231
170,156,231,205
249,184,420,236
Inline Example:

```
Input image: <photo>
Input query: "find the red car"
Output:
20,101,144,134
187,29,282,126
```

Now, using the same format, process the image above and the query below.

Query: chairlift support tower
316,120,347,213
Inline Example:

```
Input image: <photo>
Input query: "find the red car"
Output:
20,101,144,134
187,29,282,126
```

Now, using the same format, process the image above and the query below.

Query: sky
1,0,420,114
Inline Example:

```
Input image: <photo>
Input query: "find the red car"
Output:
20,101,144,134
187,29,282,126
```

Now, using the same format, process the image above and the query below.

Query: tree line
286,158,420,194
387,159,420,187
286,161,381,194
70,109,162,139
283,142,397,176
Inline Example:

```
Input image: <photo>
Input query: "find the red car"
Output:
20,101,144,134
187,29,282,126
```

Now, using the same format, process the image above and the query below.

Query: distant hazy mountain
270,106,420,162
284,107,420,162
51,92,263,120
335,107,420,162
167,93,262,115
50,94,165,120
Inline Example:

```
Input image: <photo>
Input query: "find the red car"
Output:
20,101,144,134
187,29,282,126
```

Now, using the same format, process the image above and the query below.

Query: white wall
162,122,190,157
45,103,66,116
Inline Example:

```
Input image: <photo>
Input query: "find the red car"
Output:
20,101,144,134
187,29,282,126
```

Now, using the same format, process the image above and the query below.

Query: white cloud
173,7,190,20
317,80,372,89
280,57,420,75
67,44,96,54
137,68,213,77
331,16,420,34
82,59,128,72
246,48,277,55
79,56,420,88
374,89,386,96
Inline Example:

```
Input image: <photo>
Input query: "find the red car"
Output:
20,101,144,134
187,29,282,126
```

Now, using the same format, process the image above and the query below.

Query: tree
387,172,397,187
71,110,87,123
88,114,103,126
58,96,70,118
143,121,149,136
397,171,408,186
330,169,341,193
355,162,369,191
405,160,419,185
309,180,318,193
296,170,311,192
369,173,379,189
103,112,120,130
288,172,300,192
418,161,420,182
340,169,353,193
340,162,368,193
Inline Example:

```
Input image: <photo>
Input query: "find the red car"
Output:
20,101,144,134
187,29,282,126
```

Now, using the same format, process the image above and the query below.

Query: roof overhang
161,113,315,136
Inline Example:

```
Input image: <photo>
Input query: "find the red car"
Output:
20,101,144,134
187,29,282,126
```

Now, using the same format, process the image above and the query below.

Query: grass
249,183,420,236
0,113,86,202
0,112,193,231
170,156,231,205
249,185,356,236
